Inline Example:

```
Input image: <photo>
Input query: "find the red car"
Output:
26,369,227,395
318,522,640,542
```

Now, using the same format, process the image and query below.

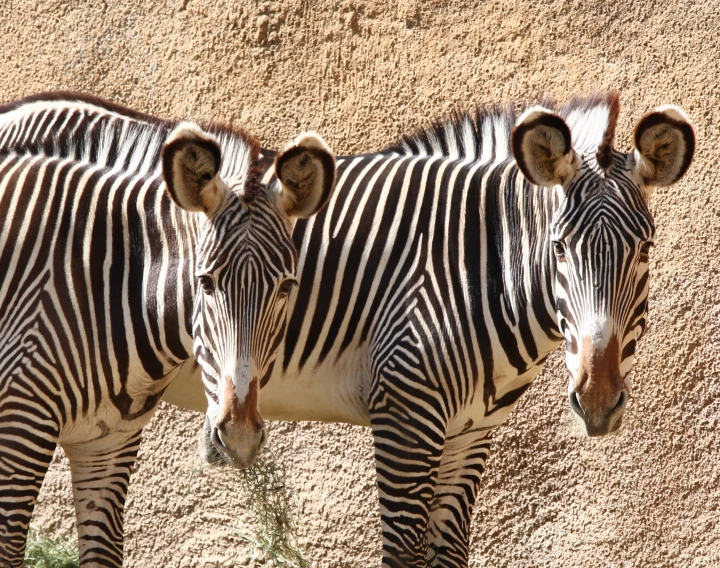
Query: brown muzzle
210,376,267,468
568,336,628,437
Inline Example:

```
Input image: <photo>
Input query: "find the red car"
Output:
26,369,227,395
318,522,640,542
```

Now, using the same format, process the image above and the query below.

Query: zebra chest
262,346,373,426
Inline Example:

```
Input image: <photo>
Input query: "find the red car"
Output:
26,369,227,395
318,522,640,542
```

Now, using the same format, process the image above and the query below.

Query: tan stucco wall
2,0,719,566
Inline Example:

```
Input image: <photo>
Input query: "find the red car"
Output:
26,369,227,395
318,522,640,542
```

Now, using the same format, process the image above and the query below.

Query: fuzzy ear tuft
511,107,579,187
633,105,695,190
162,122,228,216
275,132,336,219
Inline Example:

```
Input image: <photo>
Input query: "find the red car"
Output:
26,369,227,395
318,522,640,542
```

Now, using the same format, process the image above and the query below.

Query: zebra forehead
562,168,653,211
559,204,653,233
196,217,296,276
554,190,655,241
202,192,290,238
580,225,638,248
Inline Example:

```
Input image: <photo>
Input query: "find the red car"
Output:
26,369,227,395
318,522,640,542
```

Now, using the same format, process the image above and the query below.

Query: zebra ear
274,132,336,219
512,107,580,187
633,105,695,192
162,122,228,216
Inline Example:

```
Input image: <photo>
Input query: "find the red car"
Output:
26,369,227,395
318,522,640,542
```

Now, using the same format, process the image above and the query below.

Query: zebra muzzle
568,336,628,437
210,376,267,468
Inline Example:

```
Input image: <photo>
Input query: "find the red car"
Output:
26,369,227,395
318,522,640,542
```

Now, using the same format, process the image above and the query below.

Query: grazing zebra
0,92,335,567
164,93,694,567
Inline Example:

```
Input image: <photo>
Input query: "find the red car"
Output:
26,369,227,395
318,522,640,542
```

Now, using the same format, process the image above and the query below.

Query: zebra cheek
565,334,578,356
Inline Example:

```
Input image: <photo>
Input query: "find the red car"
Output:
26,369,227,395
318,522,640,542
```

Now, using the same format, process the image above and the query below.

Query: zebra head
512,98,694,437
162,125,335,468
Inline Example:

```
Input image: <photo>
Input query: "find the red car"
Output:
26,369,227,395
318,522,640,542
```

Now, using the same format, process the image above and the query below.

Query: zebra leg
64,430,143,567
426,429,492,567
371,387,446,568
0,402,59,567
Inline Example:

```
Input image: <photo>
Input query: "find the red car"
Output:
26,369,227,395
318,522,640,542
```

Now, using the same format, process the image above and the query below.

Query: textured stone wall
2,0,719,566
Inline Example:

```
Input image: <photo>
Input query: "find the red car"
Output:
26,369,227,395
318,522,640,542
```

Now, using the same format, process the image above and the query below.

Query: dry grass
198,420,309,568
233,455,309,568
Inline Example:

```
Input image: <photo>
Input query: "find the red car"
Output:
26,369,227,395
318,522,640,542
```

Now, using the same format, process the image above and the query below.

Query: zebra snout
613,390,628,412
569,389,627,437
210,420,267,469
199,417,229,466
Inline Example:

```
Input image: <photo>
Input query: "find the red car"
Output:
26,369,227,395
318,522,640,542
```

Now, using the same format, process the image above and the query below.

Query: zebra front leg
0,405,59,567
64,430,143,567
426,428,492,567
371,389,447,568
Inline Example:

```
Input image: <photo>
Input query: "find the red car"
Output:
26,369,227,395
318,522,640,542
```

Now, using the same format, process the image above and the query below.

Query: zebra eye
198,275,215,294
553,241,566,261
278,278,298,298
639,242,654,262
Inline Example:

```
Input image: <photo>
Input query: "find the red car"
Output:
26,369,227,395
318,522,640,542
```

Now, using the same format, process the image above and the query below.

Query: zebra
0,92,335,567
165,92,695,567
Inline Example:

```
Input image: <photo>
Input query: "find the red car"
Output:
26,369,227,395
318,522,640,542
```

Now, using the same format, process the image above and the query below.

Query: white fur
167,121,214,145
516,106,560,126
654,104,690,123
565,105,610,156
286,130,330,153
582,315,613,351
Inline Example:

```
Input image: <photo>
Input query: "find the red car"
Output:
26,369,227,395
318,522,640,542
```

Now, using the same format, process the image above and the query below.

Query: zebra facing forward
0,93,335,567
166,93,695,567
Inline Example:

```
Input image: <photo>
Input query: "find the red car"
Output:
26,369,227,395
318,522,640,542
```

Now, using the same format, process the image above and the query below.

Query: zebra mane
0,92,262,199
383,93,621,167
383,105,517,164
199,122,262,201
559,92,620,167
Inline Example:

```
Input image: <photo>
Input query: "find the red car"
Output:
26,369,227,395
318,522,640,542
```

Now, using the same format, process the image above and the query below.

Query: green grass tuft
24,527,79,568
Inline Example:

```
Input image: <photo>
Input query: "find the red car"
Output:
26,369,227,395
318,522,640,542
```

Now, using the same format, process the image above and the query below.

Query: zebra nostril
613,391,628,412
569,391,585,417
211,426,227,454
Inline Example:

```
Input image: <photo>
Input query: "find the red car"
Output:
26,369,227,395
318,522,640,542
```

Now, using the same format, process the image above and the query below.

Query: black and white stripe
249,93,694,567
0,93,327,567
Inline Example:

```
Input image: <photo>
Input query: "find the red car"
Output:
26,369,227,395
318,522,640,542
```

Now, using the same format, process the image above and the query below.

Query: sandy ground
1,0,720,566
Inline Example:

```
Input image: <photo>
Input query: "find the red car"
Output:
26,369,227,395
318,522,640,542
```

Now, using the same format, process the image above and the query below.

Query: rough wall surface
1,0,719,566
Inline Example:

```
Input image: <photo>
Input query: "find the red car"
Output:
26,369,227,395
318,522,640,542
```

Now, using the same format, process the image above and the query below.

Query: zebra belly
260,349,372,426
162,347,553,434
160,352,372,426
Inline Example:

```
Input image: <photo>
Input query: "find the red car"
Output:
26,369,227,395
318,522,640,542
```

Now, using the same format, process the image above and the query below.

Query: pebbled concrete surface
1,0,719,566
